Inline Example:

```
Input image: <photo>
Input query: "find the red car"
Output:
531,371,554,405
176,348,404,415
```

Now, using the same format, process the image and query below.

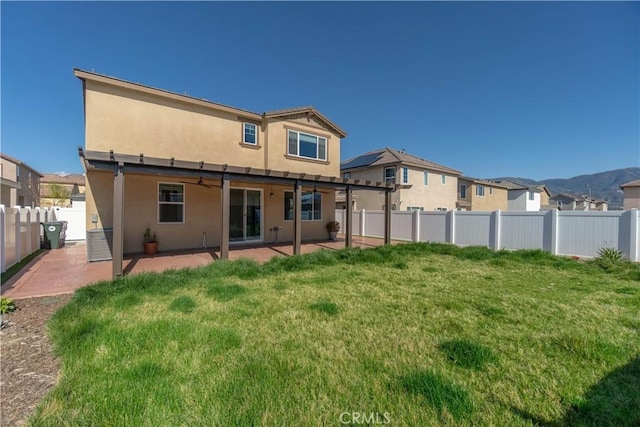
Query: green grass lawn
31,244,639,426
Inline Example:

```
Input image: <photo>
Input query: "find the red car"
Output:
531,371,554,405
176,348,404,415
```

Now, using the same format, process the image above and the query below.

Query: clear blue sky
2,1,638,181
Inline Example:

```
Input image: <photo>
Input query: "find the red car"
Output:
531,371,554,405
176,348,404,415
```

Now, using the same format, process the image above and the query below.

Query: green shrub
0,296,16,314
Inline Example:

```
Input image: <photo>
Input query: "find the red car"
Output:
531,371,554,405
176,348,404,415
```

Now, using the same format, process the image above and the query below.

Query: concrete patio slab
1,236,392,299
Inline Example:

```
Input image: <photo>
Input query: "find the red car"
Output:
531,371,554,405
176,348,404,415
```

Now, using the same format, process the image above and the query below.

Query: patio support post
384,189,392,245
220,173,230,260
293,180,302,255
112,162,125,278
345,185,353,248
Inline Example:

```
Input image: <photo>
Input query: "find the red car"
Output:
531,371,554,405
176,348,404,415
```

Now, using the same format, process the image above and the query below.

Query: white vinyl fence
54,206,86,241
336,209,640,262
1,205,58,273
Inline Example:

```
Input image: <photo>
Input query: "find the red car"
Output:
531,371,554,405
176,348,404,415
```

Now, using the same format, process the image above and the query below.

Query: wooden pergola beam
112,162,125,278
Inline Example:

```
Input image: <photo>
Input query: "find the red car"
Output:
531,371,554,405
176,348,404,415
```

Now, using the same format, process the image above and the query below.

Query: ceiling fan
180,177,219,189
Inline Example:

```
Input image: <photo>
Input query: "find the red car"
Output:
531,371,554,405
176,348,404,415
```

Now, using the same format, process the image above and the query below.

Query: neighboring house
75,69,393,276
0,153,42,208
340,148,461,211
456,177,508,211
492,179,543,211
621,180,640,209
537,185,551,206
335,190,358,210
40,173,86,207
549,192,608,211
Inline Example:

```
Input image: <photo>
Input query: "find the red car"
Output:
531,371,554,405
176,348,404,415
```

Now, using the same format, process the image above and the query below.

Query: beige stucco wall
623,186,640,210
84,81,342,178
86,171,335,254
345,165,458,211
400,168,458,211
458,179,508,211
1,159,40,207
266,116,341,177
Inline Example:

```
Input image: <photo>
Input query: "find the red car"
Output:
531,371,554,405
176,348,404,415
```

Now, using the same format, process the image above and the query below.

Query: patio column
293,180,302,255
384,189,392,245
220,173,230,260
345,185,353,248
112,162,125,278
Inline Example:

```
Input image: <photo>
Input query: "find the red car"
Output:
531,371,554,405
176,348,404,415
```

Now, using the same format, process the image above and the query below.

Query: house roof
621,179,640,188
492,179,542,192
550,192,586,202
74,69,346,138
263,106,346,138
0,153,44,177
41,173,85,186
341,147,461,175
459,176,509,189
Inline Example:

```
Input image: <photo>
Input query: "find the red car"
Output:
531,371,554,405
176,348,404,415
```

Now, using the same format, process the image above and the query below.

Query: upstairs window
343,172,351,180
384,167,396,184
423,171,429,186
529,191,535,201
158,183,184,223
441,174,446,184
243,123,257,145
288,130,326,161
476,185,485,197
402,167,409,184
460,184,467,199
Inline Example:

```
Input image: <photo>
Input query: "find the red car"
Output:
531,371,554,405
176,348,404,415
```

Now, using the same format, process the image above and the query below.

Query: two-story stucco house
621,180,640,210
492,179,547,211
0,153,42,208
456,177,508,211
340,148,461,211
75,70,395,277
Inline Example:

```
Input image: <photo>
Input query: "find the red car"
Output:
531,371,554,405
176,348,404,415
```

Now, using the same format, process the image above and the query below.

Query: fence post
24,208,32,255
0,205,5,273
629,209,639,262
360,209,366,237
550,209,559,255
13,206,21,263
447,210,456,245
412,210,420,242
490,210,501,251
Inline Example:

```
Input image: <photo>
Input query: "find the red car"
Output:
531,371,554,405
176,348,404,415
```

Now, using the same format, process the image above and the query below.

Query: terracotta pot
143,242,158,255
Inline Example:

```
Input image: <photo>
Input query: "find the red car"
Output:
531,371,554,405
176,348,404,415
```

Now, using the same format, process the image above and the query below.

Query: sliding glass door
229,188,262,242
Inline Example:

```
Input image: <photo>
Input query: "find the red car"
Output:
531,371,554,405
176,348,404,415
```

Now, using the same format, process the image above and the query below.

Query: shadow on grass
309,300,338,316
399,370,473,421
511,355,640,426
439,339,497,370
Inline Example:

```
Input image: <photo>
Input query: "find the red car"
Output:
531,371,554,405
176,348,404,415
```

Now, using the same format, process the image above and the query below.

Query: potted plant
143,228,158,255
326,221,340,241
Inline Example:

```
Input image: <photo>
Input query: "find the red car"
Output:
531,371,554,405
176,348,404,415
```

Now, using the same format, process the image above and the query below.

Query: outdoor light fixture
269,184,274,198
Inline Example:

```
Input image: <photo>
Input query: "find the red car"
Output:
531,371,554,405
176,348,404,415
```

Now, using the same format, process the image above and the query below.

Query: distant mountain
492,167,640,209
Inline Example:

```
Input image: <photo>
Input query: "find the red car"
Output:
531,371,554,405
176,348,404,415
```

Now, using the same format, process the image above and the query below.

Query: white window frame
423,171,429,186
441,174,446,184
287,130,327,161
283,190,322,222
529,191,535,201
402,167,409,184
384,167,396,184
476,185,485,197
243,123,258,145
343,172,351,180
158,182,185,224
460,184,467,199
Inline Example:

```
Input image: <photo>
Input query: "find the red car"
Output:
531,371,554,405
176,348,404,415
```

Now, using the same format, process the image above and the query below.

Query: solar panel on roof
341,152,383,170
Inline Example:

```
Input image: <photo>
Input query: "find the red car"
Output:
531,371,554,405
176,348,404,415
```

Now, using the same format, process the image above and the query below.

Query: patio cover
79,149,402,278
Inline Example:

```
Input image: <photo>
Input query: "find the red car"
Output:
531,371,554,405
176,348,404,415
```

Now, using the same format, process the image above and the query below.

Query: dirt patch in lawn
1,294,71,426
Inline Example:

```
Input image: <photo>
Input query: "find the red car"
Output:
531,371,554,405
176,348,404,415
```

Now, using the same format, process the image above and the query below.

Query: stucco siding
623,187,640,210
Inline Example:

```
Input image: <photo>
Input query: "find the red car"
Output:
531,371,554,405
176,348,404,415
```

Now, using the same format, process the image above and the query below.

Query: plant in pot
326,221,340,241
143,228,158,255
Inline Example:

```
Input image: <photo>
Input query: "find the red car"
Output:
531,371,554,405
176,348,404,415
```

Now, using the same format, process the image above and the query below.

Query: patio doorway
230,188,263,243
